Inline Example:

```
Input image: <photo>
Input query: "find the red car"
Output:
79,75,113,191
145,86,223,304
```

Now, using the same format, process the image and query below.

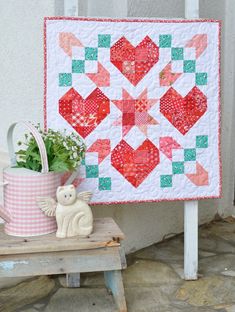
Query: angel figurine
37,184,93,238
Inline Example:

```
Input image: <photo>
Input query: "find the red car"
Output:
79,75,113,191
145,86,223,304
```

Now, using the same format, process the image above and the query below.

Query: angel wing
77,191,92,203
36,197,57,217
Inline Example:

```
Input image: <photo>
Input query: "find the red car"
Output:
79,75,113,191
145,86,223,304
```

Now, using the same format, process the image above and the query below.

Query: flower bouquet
15,126,86,173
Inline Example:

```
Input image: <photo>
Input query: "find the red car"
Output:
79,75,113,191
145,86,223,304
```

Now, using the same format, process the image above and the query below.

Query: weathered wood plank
119,246,127,269
0,247,123,277
104,270,127,312
0,238,120,256
66,273,80,287
0,218,124,255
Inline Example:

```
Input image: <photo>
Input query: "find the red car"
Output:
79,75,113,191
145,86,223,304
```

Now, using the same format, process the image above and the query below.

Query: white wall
0,0,233,254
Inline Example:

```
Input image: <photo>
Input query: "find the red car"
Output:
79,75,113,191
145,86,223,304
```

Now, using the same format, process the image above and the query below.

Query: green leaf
14,125,86,173
57,152,69,161
15,161,27,168
50,158,70,172
15,149,26,155
28,152,41,162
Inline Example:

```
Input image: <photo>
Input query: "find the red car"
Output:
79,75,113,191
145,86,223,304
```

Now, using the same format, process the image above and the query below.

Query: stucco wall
0,0,233,254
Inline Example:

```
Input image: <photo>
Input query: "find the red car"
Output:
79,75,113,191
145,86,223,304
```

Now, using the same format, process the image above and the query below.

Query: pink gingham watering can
0,121,64,237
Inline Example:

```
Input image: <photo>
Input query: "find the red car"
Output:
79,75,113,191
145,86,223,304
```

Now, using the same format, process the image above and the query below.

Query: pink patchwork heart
111,139,159,188
110,36,159,86
160,87,207,135
59,88,110,138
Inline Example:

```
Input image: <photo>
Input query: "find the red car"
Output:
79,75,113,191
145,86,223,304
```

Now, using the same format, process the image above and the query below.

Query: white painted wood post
86,0,127,17
185,0,199,19
184,201,198,280
64,0,78,16
63,0,81,287
184,0,199,281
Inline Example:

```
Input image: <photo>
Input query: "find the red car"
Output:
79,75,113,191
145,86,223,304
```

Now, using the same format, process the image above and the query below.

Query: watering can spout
0,204,11,223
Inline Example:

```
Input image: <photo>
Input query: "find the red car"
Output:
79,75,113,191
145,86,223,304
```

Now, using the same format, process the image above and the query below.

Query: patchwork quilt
44,17,221,204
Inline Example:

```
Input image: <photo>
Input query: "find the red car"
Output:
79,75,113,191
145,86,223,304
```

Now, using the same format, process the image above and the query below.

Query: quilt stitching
159,34,208,87
160,136,209,187
110,36,159,85
160,86,207,135
111,139,160,188
59,87,110,138
81,158,112,191
113,89,158,136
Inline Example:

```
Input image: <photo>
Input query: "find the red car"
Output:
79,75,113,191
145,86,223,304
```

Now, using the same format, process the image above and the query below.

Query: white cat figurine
37,185,93,238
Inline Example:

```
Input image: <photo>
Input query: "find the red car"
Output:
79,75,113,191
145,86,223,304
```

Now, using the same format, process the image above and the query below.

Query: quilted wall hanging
44,17,221,204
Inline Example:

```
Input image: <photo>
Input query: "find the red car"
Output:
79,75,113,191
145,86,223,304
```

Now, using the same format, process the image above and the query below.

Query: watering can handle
7,121,49,173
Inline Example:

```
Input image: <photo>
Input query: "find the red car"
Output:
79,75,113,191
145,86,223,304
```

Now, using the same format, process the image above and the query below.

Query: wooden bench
0,218,127,312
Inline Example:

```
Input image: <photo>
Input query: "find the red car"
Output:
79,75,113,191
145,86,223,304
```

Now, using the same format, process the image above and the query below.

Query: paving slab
199,254,235,276
0,276,32,290
176,275,235,307
44,288,117,312
201,221,235,243
123,259,182,287
135,236,184,263
59,272,105,288
0,276,55,312
199,222,235,254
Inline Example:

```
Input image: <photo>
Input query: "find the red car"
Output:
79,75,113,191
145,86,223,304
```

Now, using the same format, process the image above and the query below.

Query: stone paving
1,218,235,311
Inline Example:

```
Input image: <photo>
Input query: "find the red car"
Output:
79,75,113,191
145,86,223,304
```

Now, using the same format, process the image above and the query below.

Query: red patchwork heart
160,87,207,135
110,36,159,86
111,139,159,188
59,88,110,138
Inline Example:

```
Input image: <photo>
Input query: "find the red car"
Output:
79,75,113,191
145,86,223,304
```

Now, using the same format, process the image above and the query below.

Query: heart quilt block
160,86,207,135
111,139,160,188
110,36,159,86
59,87,110,138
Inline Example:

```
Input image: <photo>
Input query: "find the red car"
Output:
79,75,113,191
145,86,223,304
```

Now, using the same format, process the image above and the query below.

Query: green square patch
184,149,196,161
184,60,196,73
196,73,207,85
159,35,172,48
171,48,184,60
86,165,99,178
196,135,208,148
81,158,86,166
98,34,111,48
99,177,111,191
85,47,98,60
72,60,85,73
59,73,72,86
172,162,184,174
160,175,172,188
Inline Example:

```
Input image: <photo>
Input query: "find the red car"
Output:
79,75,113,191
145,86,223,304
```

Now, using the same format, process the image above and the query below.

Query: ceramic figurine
37,185,93,238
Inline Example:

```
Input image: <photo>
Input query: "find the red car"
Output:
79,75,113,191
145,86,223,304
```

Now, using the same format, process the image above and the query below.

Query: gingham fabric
3,170,60,236
1,122,59,237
